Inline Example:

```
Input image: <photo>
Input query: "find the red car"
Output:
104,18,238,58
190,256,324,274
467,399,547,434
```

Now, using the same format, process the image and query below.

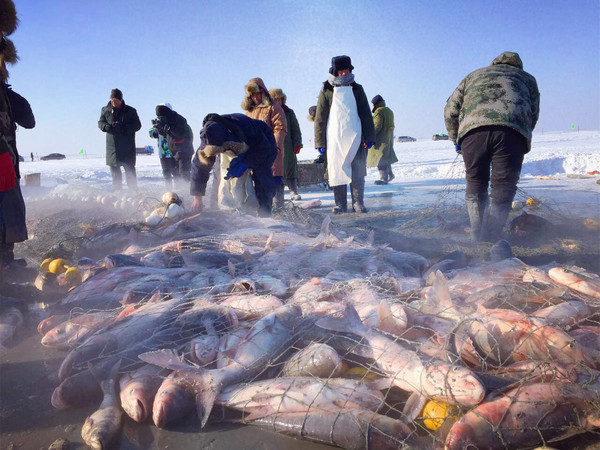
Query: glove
364,142,375,150
112,122,122,133
224,156,249,180
317,147,326,155
454,143,462,154
293,146,301,154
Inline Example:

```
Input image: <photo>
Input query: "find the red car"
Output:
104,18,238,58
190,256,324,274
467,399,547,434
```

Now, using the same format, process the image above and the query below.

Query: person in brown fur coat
241,77,287,209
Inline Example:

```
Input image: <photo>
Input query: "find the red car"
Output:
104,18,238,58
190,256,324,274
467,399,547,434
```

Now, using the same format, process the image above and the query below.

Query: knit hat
110,88,123,100
308,105,316,122
329,55,353,75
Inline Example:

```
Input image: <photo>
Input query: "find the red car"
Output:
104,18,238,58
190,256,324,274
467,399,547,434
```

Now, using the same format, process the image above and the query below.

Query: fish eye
55,329,63,334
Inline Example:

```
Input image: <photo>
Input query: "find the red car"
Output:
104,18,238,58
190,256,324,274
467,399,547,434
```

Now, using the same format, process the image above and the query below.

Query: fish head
81,417,103,450
422,363,485,407
121,382,150,423
537,327,592,367
152,379,194,428
444,418,482,450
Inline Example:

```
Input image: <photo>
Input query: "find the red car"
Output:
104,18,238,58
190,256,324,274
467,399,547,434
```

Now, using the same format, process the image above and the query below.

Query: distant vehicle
397,136,416,142
136,145,155,155
432,133,449,141
18,154,24,162
40,153,66,161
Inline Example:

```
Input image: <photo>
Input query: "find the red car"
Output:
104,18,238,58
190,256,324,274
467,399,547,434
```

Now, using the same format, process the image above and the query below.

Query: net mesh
35,198,600,450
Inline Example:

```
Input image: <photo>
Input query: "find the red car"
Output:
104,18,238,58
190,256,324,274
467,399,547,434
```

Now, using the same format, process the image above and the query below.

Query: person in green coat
367,95,398,185
98,89,142,191
314,55,375,214
270,88,302,201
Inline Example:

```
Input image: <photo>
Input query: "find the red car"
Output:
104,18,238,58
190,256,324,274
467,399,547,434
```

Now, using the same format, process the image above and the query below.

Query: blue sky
8,0,600,158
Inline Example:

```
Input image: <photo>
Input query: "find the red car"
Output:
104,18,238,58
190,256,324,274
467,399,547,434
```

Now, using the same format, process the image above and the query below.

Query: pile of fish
33,210,600,449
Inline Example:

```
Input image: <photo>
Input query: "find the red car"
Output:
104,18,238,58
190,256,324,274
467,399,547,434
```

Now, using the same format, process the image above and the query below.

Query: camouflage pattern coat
444,51,540,150
367,99,397,167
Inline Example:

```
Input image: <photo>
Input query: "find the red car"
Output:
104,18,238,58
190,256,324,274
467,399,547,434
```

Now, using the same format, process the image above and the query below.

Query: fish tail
196,371,224,428
316,303,365,334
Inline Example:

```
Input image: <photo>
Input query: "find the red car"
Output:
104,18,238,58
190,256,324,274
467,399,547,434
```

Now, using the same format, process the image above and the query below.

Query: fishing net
35,207,600,450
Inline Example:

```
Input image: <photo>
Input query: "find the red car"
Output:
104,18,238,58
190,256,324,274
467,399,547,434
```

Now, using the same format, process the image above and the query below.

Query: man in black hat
190,113,278,217
98,88,142,191
314,55,375,214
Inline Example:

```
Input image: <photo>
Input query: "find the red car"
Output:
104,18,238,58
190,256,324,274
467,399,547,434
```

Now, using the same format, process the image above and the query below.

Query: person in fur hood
269,88,302,201
190,113,278,217
0,0,34,270
241,77,287,209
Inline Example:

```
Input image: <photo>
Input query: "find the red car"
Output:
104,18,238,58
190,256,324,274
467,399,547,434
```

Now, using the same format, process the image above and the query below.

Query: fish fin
117,304,136,318
264,233,274,253
402,392,428,421
318,215,332,239
316,303,364,334
432,271,458,318
138,349,192,371
377,300,405,336
195,372,222,427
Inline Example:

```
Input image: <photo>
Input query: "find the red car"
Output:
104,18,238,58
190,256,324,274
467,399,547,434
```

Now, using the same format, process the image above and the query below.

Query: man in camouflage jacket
444,51,540,241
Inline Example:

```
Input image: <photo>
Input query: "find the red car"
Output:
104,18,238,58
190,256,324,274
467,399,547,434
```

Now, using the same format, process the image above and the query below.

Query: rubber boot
273,184,285,211
287,178,301,201
332,185,347,214
374,170,388,185
483,200,512,242
350,178,368,213
387,167,395,182
465,193,488,241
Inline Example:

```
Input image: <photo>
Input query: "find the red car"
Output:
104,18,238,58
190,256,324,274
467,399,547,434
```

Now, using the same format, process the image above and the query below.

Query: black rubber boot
287,178,301,201
350,178,368,213
374,170,388,185
273,184,285,211
332,185,347,214
484,201,513,242
465,193,488,241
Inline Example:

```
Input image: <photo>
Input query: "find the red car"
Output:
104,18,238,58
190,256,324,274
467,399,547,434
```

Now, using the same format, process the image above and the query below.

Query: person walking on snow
367,94,397,185
314,55,375,214
444,51,540,242
98,88,142,191
269,88,302,201
241,78,287,210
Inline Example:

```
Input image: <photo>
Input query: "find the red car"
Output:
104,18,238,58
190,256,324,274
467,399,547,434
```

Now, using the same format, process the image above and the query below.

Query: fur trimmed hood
197,141,249,165
269,88,286,105
242,77,272,111
0,0,18,36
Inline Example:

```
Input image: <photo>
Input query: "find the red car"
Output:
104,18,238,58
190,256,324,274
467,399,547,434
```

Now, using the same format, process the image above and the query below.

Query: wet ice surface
2,131,599,449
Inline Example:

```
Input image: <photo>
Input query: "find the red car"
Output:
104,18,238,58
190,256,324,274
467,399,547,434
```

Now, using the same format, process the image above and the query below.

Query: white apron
326,85,361,186
216,152,259,214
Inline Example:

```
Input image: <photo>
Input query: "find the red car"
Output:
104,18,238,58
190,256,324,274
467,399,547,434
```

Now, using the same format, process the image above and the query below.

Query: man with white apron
314,55,375,214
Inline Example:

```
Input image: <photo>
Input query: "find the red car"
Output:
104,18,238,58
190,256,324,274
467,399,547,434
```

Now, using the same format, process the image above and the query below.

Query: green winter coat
444,51,540,150
367,100,397,168
282,105,302,180
314,81,375,180
98,101,142,166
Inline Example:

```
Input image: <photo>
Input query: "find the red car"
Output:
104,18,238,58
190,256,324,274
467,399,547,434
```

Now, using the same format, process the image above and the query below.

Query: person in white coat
314,55,375,213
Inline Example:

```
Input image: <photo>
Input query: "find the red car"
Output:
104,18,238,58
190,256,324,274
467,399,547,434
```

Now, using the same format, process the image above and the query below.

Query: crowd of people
0,0,541,277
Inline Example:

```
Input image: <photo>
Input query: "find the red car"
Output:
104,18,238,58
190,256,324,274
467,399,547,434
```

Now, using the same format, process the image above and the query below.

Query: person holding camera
98,88,141,191
152,103,194,186
149,106,175,189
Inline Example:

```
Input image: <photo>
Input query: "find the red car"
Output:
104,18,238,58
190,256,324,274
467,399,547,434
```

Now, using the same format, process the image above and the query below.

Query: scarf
328,73,355,87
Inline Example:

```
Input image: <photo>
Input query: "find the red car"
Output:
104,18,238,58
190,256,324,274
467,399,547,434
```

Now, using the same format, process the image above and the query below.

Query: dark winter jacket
367,99,397,167
98,101,142,166
282,105,302,180
0,83,30,244
314,81,375,149
190,113,277,196
158,109,195,161
444,51,540,149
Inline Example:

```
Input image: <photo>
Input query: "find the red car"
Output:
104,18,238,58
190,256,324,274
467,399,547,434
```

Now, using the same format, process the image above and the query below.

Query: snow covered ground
19,130,600,220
